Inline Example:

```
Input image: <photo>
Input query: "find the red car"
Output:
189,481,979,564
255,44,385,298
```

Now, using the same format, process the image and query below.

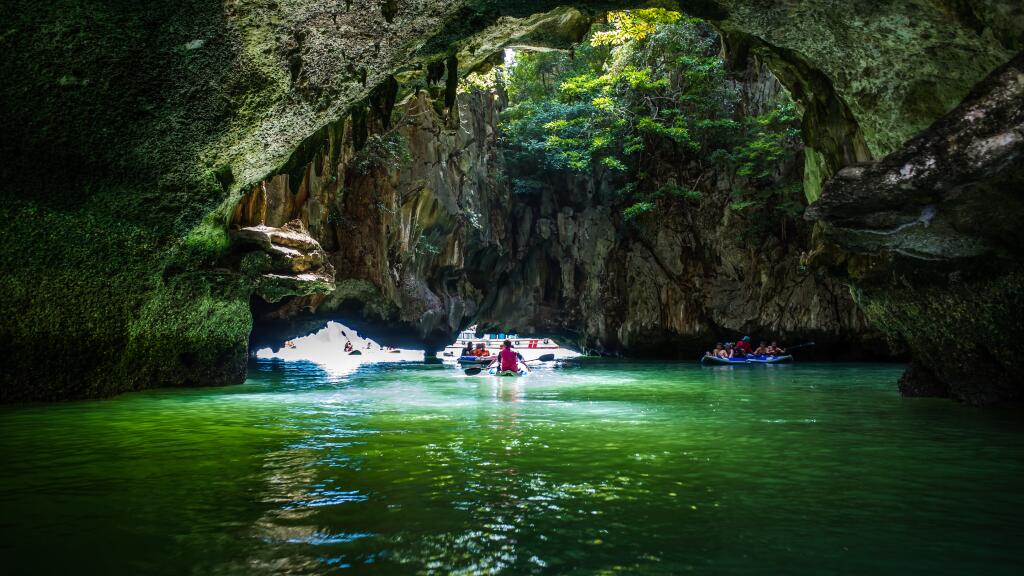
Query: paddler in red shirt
735,336,754,355
498,340,520,372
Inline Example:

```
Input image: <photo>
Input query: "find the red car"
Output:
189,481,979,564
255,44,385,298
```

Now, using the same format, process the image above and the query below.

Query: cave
4,2,1024,573
2,1,1022,405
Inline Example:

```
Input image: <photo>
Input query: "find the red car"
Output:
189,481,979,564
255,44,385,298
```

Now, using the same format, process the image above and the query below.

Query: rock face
242,54,885,360
241,89,512,352
1,1,1021,401
230,220,336,303
477,55,884,356
807,52,1024,405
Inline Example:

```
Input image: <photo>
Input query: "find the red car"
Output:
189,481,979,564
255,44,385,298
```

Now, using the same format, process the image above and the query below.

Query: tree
499,10,803,223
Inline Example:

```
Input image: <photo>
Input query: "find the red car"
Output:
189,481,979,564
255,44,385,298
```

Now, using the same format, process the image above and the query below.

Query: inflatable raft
700,354,793,366
457,355,494,365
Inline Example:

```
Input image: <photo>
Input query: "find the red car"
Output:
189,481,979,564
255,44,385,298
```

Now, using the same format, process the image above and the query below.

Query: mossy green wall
857,266,1024,404
1,0,1020,401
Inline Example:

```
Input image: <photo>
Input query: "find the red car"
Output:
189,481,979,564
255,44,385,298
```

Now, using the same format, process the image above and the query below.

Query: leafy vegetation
498,9,803,225
352,131,412,175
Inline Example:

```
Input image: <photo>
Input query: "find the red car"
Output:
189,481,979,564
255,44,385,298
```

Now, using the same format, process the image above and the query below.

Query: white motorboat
442,326,563,362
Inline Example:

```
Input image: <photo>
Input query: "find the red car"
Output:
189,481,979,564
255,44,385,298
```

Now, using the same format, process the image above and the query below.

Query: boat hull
444,332,559,362
487,366,530,377
700,354,793,366
457,355,494,365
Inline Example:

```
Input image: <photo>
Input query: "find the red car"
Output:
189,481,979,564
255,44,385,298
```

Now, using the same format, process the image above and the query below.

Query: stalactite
351,103,368,152
445,55,458,110
426,60,445,86
370,75,399,129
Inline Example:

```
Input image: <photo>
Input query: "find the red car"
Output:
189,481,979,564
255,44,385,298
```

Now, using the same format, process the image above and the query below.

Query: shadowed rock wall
1,0,1020,401
807,52,1024,405
241,55,887,360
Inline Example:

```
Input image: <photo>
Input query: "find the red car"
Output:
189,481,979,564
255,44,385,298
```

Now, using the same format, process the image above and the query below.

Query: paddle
782,342,815,352
463,353,556,376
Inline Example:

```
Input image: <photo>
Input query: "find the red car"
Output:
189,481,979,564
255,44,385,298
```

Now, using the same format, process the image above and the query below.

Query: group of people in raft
461,340,525,373
710,336,786,359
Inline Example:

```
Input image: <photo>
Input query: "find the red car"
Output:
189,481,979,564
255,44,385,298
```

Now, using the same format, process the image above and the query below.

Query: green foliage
657,183,703,202
729,102,802,178
500,10,803,220
623,201,656,220
727,181,807,243
590,8,683,46
459,68,500,93
352,131,412,174
412,224,443,256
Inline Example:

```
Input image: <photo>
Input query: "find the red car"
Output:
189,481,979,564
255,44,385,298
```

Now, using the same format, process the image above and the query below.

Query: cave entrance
253,320,426,374
232,6,872,368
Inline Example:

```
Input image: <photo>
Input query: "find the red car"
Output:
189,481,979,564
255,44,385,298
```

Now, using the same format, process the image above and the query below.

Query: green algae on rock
808,52,1024,405
1,0,1022,402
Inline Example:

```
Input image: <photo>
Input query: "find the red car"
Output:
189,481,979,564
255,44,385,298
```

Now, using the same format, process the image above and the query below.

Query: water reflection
2,362,1023,575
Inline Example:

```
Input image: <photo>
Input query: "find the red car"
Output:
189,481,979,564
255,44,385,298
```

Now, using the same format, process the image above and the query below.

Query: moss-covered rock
808,52,1024,405
1,0,1021,401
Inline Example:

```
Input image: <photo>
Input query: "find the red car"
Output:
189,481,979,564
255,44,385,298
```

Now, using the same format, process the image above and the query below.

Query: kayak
486,365,530,377
458,355,494,365
700,354,793,366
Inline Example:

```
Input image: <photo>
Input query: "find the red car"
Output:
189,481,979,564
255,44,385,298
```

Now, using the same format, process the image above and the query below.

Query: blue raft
700,354,793,366
457,355,493,365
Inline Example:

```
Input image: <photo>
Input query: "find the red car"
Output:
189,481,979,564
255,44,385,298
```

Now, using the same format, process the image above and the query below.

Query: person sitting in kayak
498,340,519,373
731,343,747,359
768,341,786,355
472,343,490,357
753,341,770,356
461,343,473,356
712,343,729,358
735,336,753,355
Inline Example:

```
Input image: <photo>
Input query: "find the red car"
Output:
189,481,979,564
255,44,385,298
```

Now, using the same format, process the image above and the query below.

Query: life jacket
499,348,518,372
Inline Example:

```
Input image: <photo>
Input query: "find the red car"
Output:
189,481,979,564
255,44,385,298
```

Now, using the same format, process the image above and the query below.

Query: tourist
498,340,519,373
344,341,353,353
768,341,786,355
731,342,747,359
723,342,735,358
712,343,728,358
461,342,473,356
735,336,753,355
753,341,770,355
473,343,490,357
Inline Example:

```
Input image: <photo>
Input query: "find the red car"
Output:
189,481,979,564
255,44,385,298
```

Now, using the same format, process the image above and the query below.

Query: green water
1,360,1021,575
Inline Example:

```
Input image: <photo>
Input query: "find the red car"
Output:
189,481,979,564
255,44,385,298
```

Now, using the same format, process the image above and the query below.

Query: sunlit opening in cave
255,321,424,374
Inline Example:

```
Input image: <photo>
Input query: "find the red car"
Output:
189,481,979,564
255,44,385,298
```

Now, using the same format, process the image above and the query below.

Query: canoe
486,365,530,377
700,354,793,366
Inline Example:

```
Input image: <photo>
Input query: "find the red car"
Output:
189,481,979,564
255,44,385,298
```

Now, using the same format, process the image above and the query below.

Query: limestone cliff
239,89,511,352
478,55,884,356
807,52,1024,405
239,55,884,359
1,1,1021,401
